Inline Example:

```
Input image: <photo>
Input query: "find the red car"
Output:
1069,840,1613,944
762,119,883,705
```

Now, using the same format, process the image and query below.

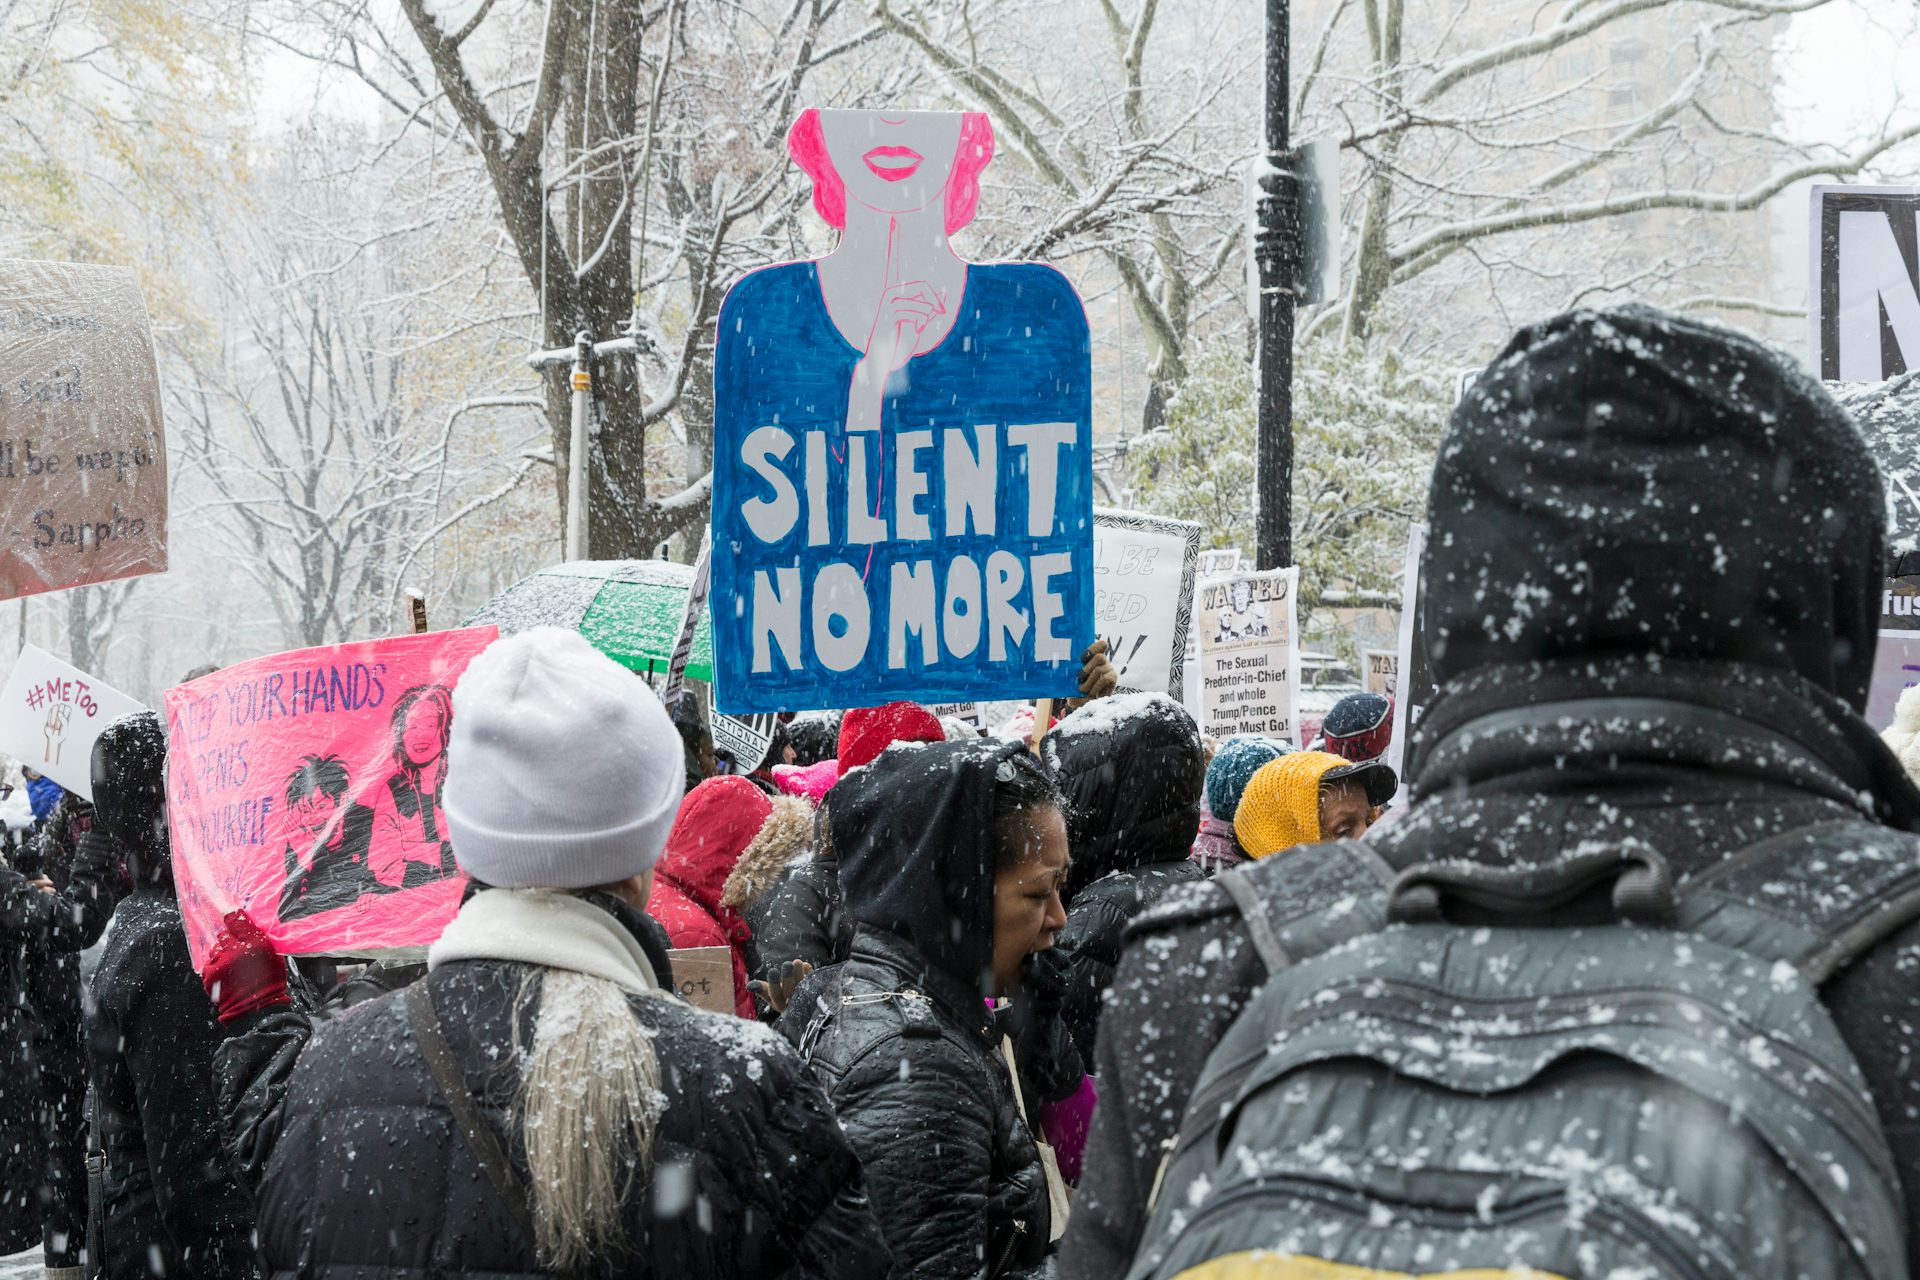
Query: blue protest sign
710,108,1093,713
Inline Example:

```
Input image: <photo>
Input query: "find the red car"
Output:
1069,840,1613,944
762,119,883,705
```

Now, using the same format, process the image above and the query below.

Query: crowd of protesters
0,302,1918,1277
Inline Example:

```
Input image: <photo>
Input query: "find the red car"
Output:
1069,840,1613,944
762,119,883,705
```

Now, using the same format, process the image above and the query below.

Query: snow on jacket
1040,693,1205,1060
1059,657,1920,1279
648,776,772,1017
783,739,1053,1278
87,888,259,1280
215,889,888,1280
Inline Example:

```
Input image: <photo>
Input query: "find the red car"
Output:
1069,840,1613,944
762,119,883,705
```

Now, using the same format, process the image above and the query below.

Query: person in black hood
1039,692,1204,1060
782,738,1071,1278
1060,304,1920,1278
84,711,259,1280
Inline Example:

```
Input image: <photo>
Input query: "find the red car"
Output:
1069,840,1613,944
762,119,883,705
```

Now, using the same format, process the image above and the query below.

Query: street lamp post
1254,0,1297,571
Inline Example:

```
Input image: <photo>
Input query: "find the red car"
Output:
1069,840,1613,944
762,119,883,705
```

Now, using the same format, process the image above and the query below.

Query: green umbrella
464,560,712,682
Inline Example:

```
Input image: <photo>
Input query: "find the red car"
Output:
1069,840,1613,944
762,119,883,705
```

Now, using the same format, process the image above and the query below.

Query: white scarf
428,888,659,995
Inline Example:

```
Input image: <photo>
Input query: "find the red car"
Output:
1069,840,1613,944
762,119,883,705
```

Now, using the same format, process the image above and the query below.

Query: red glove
202,910,289,1024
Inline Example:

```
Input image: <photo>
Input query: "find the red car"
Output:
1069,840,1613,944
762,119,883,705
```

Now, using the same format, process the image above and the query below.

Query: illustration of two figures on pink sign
711,108,1095,711
279,685,454,921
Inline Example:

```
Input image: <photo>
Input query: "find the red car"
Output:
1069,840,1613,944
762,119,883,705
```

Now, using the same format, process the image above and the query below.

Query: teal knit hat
1206,736,1290,824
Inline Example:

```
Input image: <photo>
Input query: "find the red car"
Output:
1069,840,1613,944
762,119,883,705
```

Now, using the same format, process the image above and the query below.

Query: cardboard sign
1092,509,1202,696
0,644,145,800
1887,576,1920,630
1197,548,1242,577
162,626,499,969
1386,524,1437,781
667,945,737,1015
0,260,168,599
710,108,1094,714
1811,185,1920,381
928,701,983,731
1196,568,1300,743
1363,648,1398,698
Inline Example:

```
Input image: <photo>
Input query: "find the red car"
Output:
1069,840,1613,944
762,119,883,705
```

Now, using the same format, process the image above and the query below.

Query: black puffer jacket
745,801,854,989
89,887,260,1280
785,739,1052,1278
1041,694,1204,1059
85,712,257,1280
217,890,887,1279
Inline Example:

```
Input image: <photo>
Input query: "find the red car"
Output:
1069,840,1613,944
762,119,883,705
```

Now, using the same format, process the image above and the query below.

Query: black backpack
1129,822,1917,1280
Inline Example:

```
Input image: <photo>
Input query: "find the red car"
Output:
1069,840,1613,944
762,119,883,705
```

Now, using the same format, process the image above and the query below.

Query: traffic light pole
1254,0,1296,571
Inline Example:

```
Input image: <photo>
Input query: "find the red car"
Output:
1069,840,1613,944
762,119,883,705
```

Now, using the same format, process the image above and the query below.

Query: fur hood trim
720,795,814,910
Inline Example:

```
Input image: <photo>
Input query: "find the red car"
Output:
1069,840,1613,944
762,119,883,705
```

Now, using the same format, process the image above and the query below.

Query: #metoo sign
710,109,1094,713
1811,186,1920,381
0,644,145,800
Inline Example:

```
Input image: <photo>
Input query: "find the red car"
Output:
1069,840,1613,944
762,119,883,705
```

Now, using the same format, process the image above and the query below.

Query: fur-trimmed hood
721,794,815,911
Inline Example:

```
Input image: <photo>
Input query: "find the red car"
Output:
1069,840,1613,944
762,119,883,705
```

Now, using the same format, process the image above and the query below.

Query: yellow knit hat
1234,751,1351,859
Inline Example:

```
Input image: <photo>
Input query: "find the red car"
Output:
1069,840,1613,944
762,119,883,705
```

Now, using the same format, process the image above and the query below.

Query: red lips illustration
862,146,924,182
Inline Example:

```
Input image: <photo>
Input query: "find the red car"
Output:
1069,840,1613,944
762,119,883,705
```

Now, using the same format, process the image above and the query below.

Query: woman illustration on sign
365,684,456,889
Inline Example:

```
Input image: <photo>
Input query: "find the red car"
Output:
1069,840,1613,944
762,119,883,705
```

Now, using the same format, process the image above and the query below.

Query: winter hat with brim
1206,736,1289,825
1321,692,1393,762
1236,751,1397,859
838,701,946,771
1426,304,1885,711
443,627,683,890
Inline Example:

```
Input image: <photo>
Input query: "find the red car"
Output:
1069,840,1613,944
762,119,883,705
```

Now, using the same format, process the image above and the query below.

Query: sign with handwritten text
1091,509,1201,695
0,259,167,600
162,627,498,971
0,644,145,800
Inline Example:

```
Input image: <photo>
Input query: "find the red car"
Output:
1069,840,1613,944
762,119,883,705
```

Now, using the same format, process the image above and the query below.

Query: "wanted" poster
1196,567,1300,744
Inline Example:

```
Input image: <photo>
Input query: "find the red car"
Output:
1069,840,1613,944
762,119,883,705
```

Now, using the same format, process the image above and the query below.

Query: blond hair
513,969,667,1270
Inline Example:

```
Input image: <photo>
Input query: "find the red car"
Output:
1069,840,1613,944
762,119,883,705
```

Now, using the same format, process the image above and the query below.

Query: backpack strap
1214,841,1400,977
405,982,539,1248
1676,819,1920,984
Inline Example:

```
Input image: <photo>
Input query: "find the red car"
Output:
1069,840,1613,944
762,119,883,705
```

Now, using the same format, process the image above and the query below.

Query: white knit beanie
442,627,683,889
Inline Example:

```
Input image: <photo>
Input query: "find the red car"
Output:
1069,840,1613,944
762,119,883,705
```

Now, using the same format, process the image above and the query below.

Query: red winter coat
649,776,770,1018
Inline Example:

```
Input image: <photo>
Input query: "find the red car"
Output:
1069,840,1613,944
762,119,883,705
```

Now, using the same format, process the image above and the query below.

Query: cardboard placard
1196,567,1300,743
0,644,145,800
1810,185,1920,382
1092,509,1202,696
0,259,169,599
710,108,1094,714
1362,648,1398,698
1197,548,1242,577
162,627,498,969
928,701,983,731
666,945,737,1015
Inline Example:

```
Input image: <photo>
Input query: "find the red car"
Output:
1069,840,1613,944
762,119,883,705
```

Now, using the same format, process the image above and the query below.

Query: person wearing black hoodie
782,738,1071,1278
85,712,259,1280
1040,692,1205,1061
1059,304,1920,1278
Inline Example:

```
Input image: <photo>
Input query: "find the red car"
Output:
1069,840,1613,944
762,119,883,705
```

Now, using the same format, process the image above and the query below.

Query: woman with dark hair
782,738,1072,1277
366,684,454,888
278,754,377,921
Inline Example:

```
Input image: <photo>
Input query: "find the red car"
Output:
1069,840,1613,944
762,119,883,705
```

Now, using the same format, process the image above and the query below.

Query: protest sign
666,946,737,1015
1363,648,1398,698
710,707,779,774
1196,568,1300,743
710,108,1094,714
929,701,984,732
1866,629,1920,732
163,626,498,970
1092,509,1201,696
1386,525,1437,781
1197,548,1242,577
0,260,168,600
0,644,144,799
1811,185,1920,381
1886,576,1920,630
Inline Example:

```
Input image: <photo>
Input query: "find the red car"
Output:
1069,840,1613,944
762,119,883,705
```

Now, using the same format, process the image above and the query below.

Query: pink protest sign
163,626,498,970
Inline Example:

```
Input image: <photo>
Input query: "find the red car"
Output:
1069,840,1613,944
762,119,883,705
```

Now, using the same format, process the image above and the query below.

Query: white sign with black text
1196,568,1300,743
1811,185,1920,382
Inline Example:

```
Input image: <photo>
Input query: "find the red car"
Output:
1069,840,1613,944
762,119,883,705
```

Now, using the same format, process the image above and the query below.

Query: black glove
1019,946,1072,1014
